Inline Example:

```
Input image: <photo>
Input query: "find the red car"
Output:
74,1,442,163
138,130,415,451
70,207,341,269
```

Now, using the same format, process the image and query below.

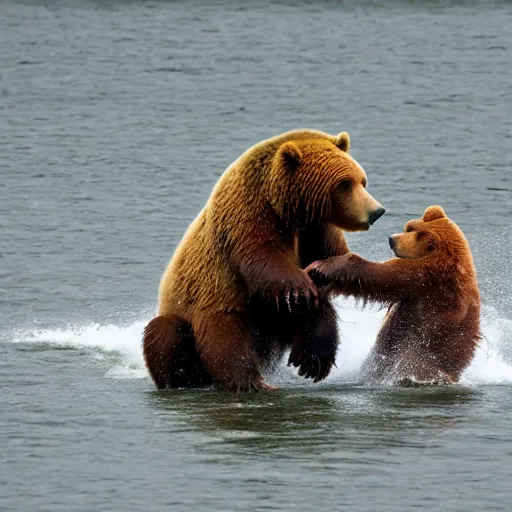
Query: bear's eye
405,225,414,233
362,178,367,188
427,244,435,252
338,179,352,191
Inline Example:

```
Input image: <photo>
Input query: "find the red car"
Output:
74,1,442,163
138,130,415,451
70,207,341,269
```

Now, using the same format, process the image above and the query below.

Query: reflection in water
147,385,482,459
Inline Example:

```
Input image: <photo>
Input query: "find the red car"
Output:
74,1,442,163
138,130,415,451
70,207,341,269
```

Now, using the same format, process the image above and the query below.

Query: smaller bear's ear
422,205,447,222
335,132,350,152
277,141,302,172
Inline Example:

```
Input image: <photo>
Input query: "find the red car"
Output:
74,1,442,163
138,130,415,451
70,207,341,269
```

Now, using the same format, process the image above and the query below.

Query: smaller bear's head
269,132,385,231
389,206,470,262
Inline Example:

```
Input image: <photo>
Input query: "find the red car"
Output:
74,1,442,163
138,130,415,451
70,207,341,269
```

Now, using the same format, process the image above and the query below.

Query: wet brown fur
143,129,384,391
307,206,481,385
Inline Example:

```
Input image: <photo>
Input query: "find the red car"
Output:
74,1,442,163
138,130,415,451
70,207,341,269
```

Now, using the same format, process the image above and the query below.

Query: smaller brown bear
307,205,481,386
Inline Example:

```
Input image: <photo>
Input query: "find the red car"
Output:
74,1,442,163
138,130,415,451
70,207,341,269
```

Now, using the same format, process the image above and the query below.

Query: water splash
8,302,512,386
11,321,148,379
462,306,512,385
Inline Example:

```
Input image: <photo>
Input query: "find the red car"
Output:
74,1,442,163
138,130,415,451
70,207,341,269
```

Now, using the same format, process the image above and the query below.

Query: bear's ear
276,141,302,172
422,205,447,222
335,131,350,152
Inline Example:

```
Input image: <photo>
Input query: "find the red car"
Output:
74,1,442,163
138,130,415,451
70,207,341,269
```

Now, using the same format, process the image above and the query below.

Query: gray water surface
2,1,512,510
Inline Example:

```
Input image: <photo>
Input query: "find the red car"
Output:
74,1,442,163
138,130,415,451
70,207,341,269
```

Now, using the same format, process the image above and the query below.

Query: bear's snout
389,236,396,250
369,207,386,225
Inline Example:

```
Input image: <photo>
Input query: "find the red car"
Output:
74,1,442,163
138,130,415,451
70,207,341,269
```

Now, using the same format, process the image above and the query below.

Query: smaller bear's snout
369,207,386,225
389,236,396,250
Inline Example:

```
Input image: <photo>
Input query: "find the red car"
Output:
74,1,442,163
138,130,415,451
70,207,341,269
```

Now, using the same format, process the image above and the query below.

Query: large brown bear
307,205,481,386
143,129,385,392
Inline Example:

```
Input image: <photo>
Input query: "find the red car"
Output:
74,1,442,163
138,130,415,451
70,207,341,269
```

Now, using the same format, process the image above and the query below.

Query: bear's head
268,132,385,231
389,206,471,262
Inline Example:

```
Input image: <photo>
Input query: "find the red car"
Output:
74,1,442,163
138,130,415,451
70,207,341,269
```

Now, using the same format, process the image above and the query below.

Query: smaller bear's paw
305,260,334,289
306,253,361,290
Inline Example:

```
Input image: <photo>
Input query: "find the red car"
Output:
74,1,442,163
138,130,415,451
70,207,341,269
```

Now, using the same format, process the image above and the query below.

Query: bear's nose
389,236,395,250
369,207,386,225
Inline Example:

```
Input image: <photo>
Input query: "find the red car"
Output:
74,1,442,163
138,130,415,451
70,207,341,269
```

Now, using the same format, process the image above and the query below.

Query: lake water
1,0,512,510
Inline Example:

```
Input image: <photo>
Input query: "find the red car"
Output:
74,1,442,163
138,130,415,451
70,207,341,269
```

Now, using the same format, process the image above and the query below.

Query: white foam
331,298,386,383
9,303,512,385
11,321,148,379
461,306,512,385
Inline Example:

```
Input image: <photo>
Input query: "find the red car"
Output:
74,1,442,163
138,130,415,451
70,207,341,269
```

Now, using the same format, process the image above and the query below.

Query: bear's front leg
287,297,338,383
239,245,318,314
193,312,277,392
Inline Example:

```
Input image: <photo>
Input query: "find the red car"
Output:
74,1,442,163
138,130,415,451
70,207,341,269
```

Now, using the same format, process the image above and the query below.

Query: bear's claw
274,287,316,313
